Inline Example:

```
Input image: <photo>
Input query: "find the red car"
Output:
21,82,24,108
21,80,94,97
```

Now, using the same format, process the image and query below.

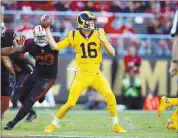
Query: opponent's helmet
76,11,96,30
33,25,48,47
1,21,6,37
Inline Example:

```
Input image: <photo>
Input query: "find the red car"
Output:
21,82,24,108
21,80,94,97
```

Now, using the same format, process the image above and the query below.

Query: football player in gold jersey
44,11,126,133
157,10,178,130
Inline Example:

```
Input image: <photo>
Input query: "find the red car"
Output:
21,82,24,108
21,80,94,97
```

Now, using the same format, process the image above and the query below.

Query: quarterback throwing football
44,11,126,133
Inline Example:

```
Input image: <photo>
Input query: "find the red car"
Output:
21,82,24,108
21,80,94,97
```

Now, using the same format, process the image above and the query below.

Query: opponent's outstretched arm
1,46,24,56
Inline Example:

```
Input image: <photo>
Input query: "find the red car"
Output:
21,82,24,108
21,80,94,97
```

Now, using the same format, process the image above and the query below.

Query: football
40,14,52,28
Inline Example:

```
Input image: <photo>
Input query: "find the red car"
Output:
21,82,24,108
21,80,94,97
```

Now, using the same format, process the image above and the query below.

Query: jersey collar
79,30,93,40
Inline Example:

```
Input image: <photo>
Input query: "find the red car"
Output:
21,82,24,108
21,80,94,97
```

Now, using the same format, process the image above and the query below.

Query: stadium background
2,1,178,105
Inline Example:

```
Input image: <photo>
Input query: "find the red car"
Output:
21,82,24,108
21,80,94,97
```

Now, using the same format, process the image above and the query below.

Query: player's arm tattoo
1,46,24,56
1,56,15,74
172,35,178,62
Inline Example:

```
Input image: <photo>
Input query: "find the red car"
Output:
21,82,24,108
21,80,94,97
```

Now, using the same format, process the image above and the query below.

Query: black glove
9,74,16,88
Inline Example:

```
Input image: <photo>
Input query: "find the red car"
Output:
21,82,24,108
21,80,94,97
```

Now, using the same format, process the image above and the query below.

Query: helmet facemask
34,36,48,47
33,25,48,47
1,22,6,37
85,18,96,30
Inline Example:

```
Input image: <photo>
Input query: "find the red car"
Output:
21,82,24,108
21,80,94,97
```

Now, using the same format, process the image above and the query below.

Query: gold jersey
56,28,110,73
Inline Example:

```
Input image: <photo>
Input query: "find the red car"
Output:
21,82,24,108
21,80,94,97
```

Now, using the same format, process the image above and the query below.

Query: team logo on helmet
77,11,96,30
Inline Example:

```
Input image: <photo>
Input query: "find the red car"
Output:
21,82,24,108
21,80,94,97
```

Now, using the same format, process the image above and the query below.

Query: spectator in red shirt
124,47,141,74
122,47,142,109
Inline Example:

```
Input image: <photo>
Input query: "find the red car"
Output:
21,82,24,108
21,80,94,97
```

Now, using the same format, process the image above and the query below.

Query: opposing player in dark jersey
10,51,38,122
1,21,17,118
11,52,34,108
7,35,38,122
2,25,59,130
11,35,35,108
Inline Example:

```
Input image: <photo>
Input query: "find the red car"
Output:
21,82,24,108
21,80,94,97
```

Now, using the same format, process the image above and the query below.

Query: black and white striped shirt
171,10,178,37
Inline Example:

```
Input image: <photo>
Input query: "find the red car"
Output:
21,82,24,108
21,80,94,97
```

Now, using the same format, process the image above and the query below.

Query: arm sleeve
56,31,73,50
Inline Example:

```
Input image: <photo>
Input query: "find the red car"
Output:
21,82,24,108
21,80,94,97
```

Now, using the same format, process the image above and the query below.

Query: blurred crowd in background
2,1,177,58
2,1,178,14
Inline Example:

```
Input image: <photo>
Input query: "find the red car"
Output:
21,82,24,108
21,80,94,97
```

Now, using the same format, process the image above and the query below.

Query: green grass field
1,108,177,138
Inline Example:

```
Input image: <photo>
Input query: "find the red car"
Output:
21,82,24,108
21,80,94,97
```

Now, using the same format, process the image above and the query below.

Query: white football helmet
33,25,48,47
1,21,6,37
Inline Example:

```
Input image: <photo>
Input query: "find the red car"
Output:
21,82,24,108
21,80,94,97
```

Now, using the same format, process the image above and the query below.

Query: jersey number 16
80,42,97,58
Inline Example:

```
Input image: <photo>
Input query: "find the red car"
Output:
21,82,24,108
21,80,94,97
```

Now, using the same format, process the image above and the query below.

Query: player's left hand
9,73,16,88
96,30,106,43
169,61,178,77
18,35,26,45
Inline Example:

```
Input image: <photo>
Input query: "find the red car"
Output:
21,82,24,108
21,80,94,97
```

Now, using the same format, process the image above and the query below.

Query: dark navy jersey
171,10,178,37
23,37,60,78
10,53,33,75
1,28,16,73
